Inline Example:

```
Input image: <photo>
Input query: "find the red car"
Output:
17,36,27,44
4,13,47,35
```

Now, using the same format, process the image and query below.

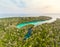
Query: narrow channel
23,27,33,40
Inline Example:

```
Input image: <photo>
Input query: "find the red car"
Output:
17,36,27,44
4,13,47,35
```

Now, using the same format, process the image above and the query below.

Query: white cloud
0,0,60,14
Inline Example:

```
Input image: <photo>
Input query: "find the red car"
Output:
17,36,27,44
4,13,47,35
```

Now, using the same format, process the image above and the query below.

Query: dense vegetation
0,16,60,47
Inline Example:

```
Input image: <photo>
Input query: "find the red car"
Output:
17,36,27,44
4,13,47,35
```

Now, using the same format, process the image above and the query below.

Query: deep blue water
23,27,33,40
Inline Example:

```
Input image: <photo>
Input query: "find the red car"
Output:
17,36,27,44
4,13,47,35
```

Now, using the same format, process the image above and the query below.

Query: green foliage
0,17,60,47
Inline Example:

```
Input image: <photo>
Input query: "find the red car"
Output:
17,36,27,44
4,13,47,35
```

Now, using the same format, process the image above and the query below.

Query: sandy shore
34,15,60,27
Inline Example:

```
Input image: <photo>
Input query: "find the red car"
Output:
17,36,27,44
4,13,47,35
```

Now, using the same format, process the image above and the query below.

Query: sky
0,0,60,15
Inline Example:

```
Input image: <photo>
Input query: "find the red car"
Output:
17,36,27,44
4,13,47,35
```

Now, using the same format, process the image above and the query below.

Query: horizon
0,14,60,18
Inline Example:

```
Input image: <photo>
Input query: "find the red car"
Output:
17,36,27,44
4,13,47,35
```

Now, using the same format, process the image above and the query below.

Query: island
0,16,60,47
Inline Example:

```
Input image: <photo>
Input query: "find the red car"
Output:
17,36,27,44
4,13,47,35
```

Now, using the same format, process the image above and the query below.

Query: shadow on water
23,27,33,40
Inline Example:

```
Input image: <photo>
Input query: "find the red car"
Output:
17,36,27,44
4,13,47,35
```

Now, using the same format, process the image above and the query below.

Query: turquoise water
16,20,47,40
16,20,44,28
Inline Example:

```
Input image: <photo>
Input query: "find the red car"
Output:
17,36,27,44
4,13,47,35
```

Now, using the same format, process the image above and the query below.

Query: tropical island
0,16,60,47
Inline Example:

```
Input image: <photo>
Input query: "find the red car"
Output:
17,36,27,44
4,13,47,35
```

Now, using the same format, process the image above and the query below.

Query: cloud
0,0,60,14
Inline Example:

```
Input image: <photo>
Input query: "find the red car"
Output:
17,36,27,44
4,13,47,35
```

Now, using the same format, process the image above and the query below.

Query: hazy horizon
0,13,60,19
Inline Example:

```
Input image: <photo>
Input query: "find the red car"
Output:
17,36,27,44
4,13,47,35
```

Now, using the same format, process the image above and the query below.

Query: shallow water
16,20,48,40
16,20,45,28
16,20,47,40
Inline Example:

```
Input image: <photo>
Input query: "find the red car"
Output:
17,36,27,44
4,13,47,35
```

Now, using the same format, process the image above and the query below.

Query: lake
16,20,46,28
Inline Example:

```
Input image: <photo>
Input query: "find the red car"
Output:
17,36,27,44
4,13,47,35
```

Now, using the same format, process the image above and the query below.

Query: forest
0,16,60,47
